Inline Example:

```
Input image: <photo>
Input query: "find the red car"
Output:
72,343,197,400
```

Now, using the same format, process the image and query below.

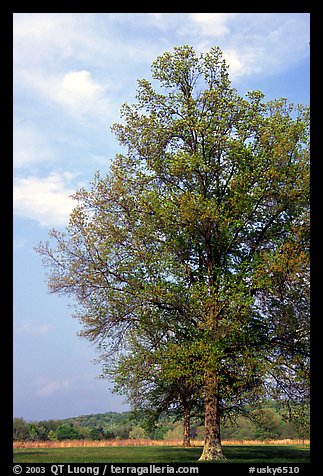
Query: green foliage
278,401,310,442
48,430,57,441
13,403,309,442
250,408,285,440
13,418,30,441
88,427,103,440
54,423,81,441
35,45,309,460
221,416,256,440
128,426,149,439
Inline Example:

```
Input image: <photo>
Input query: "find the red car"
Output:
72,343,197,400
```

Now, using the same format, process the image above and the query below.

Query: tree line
13,401,309,443
36,45,310,461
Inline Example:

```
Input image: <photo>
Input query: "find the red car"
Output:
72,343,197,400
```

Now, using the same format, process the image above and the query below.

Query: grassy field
13,443,310,464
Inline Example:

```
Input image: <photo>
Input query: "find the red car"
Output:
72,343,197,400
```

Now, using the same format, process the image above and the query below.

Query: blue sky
13,12,310,421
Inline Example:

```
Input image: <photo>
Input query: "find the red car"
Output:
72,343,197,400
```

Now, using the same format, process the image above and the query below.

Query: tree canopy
36,45,310,461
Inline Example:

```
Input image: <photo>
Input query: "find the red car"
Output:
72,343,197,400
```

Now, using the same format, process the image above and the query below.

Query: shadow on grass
13,445,310,464
14,451,50,456
222,445,310,463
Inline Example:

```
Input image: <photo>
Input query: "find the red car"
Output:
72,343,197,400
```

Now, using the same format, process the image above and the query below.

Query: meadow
13,440,310,464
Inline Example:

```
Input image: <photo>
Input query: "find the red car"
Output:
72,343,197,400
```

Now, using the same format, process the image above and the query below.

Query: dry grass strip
13,438,310,449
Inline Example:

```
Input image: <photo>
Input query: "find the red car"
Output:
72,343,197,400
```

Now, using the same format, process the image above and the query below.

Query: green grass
13,445,310,464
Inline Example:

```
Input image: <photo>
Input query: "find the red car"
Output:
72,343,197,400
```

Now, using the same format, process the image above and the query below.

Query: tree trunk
182,406,191,447
198,369,225,461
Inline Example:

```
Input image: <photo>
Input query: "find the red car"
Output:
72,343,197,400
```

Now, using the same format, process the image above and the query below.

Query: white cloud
54,70,110,119
13,173,76,227
222,49,246,77
222,47,263,80
13,13,94,67
188,13,236,37
13,13,115,121
13,123,55,169
58,70,103,100
35,377,71,398
13,13,310,90
15,320,50,336
13,238,28,250
15,67,113,122
184,13,309,81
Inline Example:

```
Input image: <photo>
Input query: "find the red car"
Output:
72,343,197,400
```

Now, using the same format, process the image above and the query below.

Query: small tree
54,423,80,440
13,417,30,441
251,408,283,440
129,426,149,440
280,400,310,444
88,427,103,440
103,324,202,447
48,429,57,441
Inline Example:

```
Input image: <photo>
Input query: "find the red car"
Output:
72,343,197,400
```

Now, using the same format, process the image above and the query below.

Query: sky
13,12,310,422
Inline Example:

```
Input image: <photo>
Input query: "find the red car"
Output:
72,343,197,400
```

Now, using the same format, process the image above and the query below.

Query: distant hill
14,403,309,442
61,411,133,427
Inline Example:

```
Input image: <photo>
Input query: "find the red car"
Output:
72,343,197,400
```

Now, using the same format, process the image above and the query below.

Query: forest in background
13,400,309,443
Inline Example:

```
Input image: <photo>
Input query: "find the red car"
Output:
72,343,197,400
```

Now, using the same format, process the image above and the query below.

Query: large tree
36,46,309,461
